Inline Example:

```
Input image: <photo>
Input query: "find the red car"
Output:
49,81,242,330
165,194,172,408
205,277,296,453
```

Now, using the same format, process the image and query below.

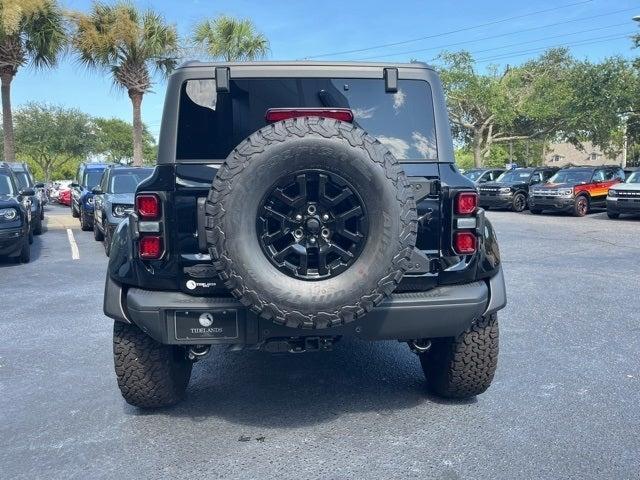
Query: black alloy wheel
512,192,527,212
257,170,368,281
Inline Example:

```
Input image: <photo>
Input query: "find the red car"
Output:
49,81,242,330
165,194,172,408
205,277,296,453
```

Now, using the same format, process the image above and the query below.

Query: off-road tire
205,117,418,329
94,220,104,241
18,240,30,263
607,211,619,219
420,314,499,399
80,207,92,231
113,322,192,408
511,192,527,212
573,195,589,217
33,215,43,235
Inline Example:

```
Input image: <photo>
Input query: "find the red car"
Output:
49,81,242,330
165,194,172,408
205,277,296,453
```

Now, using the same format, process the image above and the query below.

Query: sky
13,0,640,139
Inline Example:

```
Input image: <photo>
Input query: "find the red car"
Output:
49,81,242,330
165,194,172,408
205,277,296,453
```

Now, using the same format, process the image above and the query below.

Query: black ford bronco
103,61,506,407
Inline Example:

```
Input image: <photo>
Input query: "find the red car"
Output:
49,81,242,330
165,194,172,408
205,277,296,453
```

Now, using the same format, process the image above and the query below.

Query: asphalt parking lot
1,204,639,479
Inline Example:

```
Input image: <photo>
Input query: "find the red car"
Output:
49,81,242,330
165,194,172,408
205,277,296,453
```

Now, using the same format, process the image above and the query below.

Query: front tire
93,219,104,241
113,322,192,408
511,192,527,212
33,215,43,235
71,203,79,218
573,195,589,217
419,314,499,399
80,207,92,231
607,211,619,219
19,239,31,263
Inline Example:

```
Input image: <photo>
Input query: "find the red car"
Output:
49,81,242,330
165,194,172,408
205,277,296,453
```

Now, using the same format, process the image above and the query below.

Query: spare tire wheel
205,117,418,329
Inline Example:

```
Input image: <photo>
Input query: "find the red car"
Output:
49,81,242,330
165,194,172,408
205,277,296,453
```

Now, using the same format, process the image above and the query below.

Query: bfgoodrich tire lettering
113,322,192,408
420,314,499,399
205,117,418,329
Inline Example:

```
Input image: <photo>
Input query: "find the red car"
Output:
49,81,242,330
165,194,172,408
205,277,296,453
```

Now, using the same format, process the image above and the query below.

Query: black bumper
529,196,574,212
607,198,640,215
104,268,507,345
479,195,513,209
0,227,27,257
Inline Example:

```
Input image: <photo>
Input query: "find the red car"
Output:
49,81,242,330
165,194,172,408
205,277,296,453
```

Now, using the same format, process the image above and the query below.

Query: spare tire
205,117,418,329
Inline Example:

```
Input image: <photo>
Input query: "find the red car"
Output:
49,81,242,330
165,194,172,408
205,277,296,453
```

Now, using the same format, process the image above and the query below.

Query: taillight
455,192,478,215
453,231,477,255
265,108,354,123
136,194,160,219
139,235,163,259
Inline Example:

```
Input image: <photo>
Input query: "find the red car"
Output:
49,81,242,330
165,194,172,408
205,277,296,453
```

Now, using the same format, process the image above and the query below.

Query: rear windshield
109,170,153,194
177,77,437,161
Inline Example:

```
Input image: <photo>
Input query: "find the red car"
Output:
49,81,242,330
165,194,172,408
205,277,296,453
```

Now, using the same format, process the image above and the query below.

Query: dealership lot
0,205,639,479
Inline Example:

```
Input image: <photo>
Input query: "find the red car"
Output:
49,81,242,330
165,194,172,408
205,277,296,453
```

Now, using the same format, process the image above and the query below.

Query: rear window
177,77,437,161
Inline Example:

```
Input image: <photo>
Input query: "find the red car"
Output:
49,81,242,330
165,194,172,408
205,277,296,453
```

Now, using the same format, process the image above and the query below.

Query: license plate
174,310,238,340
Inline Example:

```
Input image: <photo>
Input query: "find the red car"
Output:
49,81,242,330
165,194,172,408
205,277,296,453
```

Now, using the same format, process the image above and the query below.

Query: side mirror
92,186,103,195
70,182,79,188
35,182,45,188
19,188,36,197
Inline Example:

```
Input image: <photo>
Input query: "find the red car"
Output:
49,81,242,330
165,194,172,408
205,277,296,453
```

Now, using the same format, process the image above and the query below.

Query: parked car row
69,162,153,255
466,165,639,218
0,162,47,263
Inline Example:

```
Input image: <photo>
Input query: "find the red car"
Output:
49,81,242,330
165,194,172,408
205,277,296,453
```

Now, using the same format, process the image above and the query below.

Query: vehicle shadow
0,234,44,267
129,338,475,427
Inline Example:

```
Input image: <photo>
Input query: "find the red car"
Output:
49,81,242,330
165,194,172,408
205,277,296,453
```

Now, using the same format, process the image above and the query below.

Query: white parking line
66,228,80,260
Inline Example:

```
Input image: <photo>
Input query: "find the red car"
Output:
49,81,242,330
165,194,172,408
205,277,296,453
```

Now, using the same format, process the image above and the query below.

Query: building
543,141,623,167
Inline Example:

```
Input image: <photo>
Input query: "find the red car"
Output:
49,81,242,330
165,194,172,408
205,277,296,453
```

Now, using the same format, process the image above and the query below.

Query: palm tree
71,2,177,166
193,15,269,62
0,0,66,162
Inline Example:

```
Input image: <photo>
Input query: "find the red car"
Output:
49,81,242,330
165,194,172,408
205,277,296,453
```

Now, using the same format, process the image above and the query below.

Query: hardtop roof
176,60,435,71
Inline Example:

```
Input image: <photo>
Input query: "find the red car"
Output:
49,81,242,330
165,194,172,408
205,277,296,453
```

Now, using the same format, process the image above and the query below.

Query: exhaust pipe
408,339,431,354
187,345,210,361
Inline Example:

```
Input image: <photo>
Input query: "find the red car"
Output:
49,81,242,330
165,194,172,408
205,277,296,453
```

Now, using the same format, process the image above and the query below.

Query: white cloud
376,136,410,159
352,107,376,119
412,131,437,159
393,89,406,112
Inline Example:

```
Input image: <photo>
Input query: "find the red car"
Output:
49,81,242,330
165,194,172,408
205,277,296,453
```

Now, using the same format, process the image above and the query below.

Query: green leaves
192,15,269,62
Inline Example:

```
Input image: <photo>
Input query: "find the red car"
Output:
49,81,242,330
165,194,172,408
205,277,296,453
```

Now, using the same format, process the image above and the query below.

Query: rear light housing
139,235,163,259
136,194,160,219
455,192,478,215
453,231,477,255
265,108,354,123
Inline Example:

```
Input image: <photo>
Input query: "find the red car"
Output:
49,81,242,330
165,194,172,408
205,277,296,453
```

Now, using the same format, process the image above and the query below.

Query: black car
92,165,153,255
0,163,34,263
478,167,558,212
463,168,505,185
103,61,507,408
8,162,44,235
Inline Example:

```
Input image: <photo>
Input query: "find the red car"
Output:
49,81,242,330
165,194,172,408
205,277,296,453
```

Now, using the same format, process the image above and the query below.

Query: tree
438,49,575,167
94,117,157,164
0,0,66,162
14,103,97,181
71,2,177,166
193,15,269,62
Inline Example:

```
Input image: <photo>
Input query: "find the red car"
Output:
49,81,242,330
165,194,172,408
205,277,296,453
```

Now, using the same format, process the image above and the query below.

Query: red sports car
58,188,71,206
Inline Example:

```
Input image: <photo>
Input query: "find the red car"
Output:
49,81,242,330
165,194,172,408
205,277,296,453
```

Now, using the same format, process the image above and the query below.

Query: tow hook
187,345,210,361
408,339,432,354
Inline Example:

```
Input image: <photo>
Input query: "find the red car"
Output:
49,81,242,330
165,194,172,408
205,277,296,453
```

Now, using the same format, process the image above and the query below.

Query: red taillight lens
453,231,477,255
139,235,163,259
265,108,354,123
456,192,478,215
136,194,160,219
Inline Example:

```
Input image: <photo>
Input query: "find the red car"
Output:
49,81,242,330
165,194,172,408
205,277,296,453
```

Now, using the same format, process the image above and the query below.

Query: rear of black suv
103,62,506,407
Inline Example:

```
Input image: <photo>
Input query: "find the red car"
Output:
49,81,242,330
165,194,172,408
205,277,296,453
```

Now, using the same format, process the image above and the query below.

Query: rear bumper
104,267,507,345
